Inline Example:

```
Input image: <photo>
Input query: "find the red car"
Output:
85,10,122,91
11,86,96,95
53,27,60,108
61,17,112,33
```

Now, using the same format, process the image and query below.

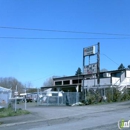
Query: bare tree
25,82,33,88
25,82,36,93
43,77,54,87
0,77,25,93
26,88,37,93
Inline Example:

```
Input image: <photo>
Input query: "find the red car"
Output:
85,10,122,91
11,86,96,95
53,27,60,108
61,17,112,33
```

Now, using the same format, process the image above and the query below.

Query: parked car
39,91,63,103
20,93,33,103
26,96,33,102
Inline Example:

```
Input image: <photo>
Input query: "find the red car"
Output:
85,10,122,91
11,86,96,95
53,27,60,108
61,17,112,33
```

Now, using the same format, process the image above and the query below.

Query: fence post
37,88,39,106
47,96,49,106
62,92,63,105
57,88,59,105
76,86,79,103
111,86,113,101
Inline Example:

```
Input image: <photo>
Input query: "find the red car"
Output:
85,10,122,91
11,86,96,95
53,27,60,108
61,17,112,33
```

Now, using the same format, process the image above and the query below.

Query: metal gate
37,92,81,106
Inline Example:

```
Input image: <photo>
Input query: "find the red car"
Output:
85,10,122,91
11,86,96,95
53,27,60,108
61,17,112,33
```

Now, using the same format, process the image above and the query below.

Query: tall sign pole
97,42,100,86
83,48,85,101
83,45,96,102
83,43,100,102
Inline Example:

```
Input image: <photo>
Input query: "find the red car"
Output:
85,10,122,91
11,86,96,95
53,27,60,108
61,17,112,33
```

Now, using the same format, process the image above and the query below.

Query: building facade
53,69,130,92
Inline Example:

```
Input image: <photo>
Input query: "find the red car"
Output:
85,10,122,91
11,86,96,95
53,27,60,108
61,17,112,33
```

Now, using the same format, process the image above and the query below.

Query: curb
0,116,75,128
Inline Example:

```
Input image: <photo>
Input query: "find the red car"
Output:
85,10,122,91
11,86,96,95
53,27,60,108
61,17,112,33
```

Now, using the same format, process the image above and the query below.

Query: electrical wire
0,26,130,36
0,36,129,40
101,53,119,66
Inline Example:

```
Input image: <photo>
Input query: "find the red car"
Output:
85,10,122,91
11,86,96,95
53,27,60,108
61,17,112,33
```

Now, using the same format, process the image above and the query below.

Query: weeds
0,107,30,118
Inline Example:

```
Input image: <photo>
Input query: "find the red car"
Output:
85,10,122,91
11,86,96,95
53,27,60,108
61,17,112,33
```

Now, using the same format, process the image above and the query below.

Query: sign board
84,63,97,74
83,46,95,56
14,91,18,96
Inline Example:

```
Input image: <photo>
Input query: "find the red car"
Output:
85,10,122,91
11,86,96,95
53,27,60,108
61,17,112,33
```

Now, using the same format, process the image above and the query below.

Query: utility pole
97,42,100,103
97,42,100,86
83,48,85,101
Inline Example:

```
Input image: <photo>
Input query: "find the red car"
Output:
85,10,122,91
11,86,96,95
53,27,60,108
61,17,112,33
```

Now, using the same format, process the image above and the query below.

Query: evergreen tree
118,63,125,70
128,65,130,69
75,67,82,75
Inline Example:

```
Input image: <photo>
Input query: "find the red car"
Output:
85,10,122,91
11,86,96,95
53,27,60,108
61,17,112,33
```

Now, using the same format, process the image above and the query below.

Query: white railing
112,78,120,87
120,71,125,82
113,71,129,92
112,77,120,86
118,77,130,91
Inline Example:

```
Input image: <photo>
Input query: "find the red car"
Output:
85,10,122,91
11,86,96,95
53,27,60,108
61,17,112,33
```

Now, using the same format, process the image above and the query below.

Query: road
1,101,130,130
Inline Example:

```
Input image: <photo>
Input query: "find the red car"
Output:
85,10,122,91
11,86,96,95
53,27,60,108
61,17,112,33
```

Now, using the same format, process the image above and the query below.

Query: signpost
25,86,27,110
83,43,100,102
84,63,97,74
83,46,95,56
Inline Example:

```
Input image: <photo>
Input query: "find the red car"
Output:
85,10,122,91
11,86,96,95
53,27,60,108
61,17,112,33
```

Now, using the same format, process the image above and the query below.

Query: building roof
0,86,11,92
53,75,87,80
53,69,129,80
41,84,78,90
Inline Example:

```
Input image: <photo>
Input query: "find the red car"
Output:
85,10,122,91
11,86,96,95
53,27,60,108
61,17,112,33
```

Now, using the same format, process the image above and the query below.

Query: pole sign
83,46,95,56
84,63,97,74
14,91,18,96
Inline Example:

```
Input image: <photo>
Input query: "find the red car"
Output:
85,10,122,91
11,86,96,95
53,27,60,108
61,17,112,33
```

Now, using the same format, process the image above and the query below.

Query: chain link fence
37,91,81,106
85,86,130,104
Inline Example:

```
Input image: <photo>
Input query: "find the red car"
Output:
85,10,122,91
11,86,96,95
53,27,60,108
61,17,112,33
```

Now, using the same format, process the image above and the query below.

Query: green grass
0,108,30,118
0,122,3,125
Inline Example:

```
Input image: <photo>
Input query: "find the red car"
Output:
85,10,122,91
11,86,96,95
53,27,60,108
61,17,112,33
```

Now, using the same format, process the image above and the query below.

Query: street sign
14,91,18,96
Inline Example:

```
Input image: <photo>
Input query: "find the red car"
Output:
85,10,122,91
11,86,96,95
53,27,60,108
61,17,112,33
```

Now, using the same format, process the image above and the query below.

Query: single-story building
0,86,12,107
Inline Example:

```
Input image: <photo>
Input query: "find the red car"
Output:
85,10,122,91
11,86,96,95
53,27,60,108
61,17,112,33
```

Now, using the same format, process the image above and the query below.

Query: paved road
1,101,130,130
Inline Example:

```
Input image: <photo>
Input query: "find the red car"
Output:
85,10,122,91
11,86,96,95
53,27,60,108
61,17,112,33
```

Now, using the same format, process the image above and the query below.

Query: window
63,80,70,85
72,79,82,84
55,81,62,85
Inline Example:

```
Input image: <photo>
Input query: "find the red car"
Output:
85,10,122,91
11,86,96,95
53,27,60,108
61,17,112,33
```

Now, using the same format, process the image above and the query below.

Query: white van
45,91,63,97
40,91,63,103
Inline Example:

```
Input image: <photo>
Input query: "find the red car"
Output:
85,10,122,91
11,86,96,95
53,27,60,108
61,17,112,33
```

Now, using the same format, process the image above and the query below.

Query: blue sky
0,0,130,87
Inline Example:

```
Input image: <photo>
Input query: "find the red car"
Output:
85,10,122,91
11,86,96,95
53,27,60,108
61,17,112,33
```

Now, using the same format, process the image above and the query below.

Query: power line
101,53,119,66
0,36,129,40
0,26,130,36
26,74,55,87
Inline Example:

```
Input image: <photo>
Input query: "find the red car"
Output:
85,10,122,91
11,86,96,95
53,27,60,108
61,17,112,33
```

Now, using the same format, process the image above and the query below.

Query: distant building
0,86,12,107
